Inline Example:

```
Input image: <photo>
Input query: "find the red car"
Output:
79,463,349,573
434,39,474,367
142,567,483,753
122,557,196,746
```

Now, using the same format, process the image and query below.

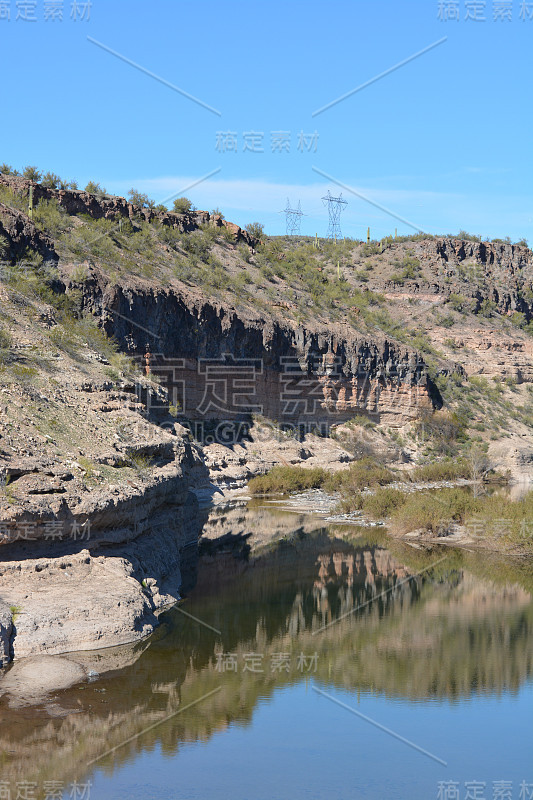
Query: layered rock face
80,278,439,431
418,237,533,317
0,493,203,660
0,202,58,264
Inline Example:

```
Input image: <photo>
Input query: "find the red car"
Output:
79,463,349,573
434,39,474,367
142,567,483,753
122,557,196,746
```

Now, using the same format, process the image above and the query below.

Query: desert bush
60,178,78,190
324,458,395,493
248,465,327,495
22,166,42,182
220,225,236,244
447,293,468,312
84,181,107,197
245,222,264,241
181,230,211,261
409,460,470,482
0,163,18,175
173,197,192,213
479,298,497,318
41,171,61,189
128,188,154,208
361,487,405,518
238,243,252,263
391,487,479,534
233,270,253,291
415,410,466,451
361,242,381,256
0,327,13,365
33,198,71,237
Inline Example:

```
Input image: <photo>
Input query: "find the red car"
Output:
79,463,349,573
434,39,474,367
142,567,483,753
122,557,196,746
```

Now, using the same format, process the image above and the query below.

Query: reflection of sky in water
1,507,532,800
90,682,533,800
84,515,533,800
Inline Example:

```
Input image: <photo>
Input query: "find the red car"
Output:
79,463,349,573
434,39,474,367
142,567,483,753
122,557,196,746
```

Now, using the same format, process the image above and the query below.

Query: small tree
22,166,42,182
173,197,192,213
60,178,78,190
128,188,154,208
0,163,16,175
85,181,107,196
245,222,264,241
41,171,61,189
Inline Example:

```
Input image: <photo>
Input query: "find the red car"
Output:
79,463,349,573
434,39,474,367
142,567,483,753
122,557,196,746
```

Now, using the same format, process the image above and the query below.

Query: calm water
1,504,532,800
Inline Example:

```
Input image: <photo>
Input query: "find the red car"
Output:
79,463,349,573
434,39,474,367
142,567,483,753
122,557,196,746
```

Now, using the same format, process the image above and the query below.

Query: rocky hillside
1,171,532,663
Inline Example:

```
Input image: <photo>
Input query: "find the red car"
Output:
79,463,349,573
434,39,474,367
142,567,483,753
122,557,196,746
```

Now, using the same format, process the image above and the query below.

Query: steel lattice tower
282,198,304,236
322,191,347,240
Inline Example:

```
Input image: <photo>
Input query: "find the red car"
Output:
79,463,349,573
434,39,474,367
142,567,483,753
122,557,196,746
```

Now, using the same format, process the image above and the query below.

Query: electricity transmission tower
322,191,347,240
281,198,304,236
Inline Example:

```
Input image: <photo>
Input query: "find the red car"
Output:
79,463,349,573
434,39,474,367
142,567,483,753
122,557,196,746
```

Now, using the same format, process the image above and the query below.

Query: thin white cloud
105,174,531,241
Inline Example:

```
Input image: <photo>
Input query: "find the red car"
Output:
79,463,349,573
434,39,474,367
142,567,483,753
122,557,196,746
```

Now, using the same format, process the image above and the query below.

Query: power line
321,191,347,240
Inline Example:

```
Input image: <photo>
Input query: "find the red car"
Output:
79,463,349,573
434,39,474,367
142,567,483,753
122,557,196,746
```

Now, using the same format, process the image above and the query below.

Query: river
1,502,532,800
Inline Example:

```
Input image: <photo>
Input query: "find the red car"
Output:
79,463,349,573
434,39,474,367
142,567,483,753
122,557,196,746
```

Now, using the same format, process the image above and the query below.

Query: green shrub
0,234,9,259
391,487,479,534
233,270,253,291
41,171,61,189
11,364,38,382
324,458,395,493
361,242,381,256
248,465,327,495
447,293,467,312
479,298,497,317
33,198,71,237
0,327,13,365
409,460,470,482
361,487,405,518
173,197,192,213
22,166,42,182
245,222,264,241
128,188,154,208
84,181,107,197
0,163,18,176
181,230,211,261
238,243,251,263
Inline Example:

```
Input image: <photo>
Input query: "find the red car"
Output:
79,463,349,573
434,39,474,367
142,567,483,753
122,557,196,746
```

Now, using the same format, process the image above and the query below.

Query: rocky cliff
1,174,532,665
74,268,439,432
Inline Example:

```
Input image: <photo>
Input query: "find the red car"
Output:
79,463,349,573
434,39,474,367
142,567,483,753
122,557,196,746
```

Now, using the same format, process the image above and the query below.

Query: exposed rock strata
75,273,440,428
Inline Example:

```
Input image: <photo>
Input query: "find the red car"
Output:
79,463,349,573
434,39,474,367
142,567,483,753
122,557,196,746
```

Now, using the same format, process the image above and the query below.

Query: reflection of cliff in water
0,504,532,789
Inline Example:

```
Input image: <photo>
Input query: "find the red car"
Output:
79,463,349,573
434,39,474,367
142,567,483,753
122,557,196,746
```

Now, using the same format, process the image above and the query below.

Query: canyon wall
78,273,440,430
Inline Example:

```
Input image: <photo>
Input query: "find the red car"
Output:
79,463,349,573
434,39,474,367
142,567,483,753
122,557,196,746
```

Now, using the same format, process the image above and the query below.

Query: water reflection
0,503,531,791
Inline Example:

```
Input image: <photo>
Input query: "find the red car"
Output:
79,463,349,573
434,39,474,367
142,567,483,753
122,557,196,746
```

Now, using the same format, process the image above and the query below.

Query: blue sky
1,0,531,240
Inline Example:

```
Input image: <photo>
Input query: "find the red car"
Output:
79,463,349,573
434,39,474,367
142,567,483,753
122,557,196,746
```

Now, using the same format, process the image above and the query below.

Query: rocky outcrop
0,492,203,660
0,174,255,244
418,237,533,317
0,202,58,264
74,274,440,430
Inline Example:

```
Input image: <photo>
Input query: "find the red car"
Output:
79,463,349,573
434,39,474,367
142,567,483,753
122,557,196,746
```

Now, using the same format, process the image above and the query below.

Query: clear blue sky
1,0,531,240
